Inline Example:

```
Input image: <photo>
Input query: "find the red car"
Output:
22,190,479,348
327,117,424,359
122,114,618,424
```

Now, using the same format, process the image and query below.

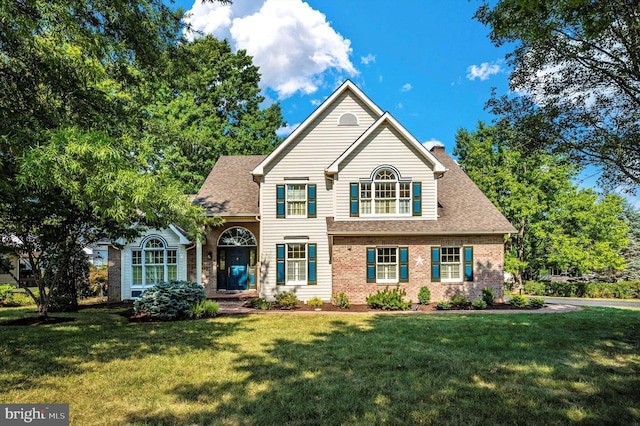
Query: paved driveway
507,295,640,309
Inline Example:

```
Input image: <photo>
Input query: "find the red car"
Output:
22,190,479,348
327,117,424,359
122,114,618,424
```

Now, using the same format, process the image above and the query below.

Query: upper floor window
276,183,317,219
338,112,358,126
356,168,414,216
131,237,177,288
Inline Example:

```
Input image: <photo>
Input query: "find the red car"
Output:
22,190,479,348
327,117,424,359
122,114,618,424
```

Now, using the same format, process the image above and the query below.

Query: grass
0,306,639,425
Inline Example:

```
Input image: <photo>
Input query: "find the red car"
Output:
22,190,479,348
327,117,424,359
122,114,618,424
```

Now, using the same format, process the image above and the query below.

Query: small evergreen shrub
528,297,546,308
332,292,351,309
275,291,300,309
437,301,452,310
523,281,546,296
366,285,411,310
0,284,15,306
472,299,487,310
417,286,431,304
188,300,220,319
134,281,206,320
481,287,496,305
509,294,528,308
307,297,323,308
248,297,272,310
449,294,469,309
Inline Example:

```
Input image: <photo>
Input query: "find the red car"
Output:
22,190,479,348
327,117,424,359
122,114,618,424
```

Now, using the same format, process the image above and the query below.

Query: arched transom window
131,237,177,288
218,227,257,247
359,167,412,215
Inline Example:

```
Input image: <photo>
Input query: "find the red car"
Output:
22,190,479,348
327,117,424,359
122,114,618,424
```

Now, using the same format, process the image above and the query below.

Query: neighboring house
0,255,21,285
108,80,515,303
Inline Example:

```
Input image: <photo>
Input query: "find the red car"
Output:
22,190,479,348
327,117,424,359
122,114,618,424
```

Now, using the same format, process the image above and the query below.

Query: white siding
260,91,378,302
334,124,438,220
120,228,189,299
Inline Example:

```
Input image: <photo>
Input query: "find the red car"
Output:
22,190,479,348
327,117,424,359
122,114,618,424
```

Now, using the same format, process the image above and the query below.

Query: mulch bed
1,316,76,326
294,302,531,313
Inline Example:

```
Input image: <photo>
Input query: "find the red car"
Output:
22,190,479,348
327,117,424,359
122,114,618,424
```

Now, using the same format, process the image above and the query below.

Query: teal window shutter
350,183,359,217
308,184,317,218
366,248,376,282
276,244,285,285
308,243,317,285
464,246,474,281
412,182,422,216
431,246,441,282
399,247,409,282
276,185,285,218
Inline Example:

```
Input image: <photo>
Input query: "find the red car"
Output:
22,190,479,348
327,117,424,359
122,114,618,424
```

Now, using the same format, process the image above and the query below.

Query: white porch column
196,237,203,285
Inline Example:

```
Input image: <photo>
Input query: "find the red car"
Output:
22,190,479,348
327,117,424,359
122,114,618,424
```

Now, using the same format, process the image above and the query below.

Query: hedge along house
108,80,515,303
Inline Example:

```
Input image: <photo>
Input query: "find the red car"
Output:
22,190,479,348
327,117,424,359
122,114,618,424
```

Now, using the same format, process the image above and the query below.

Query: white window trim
440,247,462,283
285,182,308,218
286,242,308,286
359,167,412,217
376,247,398,284
131,237,178,289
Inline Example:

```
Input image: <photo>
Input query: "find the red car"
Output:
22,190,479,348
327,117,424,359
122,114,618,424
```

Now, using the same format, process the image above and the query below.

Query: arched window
359,167,412,215
131,237,177,288
217,227,257,247
338,112,359,126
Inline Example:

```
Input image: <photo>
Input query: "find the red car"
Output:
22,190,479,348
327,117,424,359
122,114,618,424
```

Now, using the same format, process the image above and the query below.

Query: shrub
449,294,469,309
481,287,496,305
332,292,351,309
509,294,528,308
0,284,15,306
523,281,546,296
248,297,272,310
417,286,431,304
188,300,220,319
366,285,411,310
307,297,323,308
472,299,487,310
275,291,300,309
437,301,452,310
134,281,206,321
528,297,546,308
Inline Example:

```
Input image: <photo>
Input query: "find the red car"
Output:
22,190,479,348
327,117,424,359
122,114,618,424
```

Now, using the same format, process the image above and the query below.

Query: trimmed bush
437,301,452,310
307,297,323,308
134,281,206,321
248,297,272,310
417,286,431,304
332,292,351,309
188,300,220,319
481,287,496,305
0,284,15,306
450,294,469,309
528,297,546,308
275,291,300,309
366,285,411,310
509,294,528,308
472,299,487,310
523,281,546,296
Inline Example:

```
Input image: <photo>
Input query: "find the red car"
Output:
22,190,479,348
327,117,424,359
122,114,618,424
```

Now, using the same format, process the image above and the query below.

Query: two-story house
108,80,515,304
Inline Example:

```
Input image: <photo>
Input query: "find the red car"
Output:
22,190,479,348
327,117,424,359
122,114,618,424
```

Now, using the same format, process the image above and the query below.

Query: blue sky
172,0,638,208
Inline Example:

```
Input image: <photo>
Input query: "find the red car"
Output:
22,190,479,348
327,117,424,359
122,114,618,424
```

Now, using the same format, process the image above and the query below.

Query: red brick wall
331,235,505,305
107,246,121,302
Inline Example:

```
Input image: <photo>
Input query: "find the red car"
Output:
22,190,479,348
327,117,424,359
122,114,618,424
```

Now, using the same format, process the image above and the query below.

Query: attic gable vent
338,112,358,126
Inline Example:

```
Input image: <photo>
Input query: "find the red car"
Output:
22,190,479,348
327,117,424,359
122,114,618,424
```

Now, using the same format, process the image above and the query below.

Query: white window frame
286,183,307,217
440,247,462,283
360,167,412,217
286,243,307,285
131,237,178,289
376,247,398,283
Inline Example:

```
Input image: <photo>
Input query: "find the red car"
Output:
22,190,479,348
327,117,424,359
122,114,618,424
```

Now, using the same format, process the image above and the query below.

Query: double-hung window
351,167,419,217
276,242,317,285
431,246,474,282
367,247,409,283
131,237,177,290
276,183,317,218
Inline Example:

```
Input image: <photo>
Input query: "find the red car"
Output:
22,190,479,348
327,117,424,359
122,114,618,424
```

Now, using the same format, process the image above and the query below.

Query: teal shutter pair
276,243,317,285
430,246,474,282
350,182,422,216
366,247,409,283
276,184,316,218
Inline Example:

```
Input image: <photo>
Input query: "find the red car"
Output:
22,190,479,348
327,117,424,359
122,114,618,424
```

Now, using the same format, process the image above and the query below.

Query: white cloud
401,83,413,92
423,139,445,150
361,54,376,65
184,0,357,99
276,123,300,138
466,61,502,81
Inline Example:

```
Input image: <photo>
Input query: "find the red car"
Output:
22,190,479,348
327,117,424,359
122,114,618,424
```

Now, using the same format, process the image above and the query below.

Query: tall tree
0,1,226,316
147,36,285,194
475,0,640,192
619,201,640,281
455,122,629,287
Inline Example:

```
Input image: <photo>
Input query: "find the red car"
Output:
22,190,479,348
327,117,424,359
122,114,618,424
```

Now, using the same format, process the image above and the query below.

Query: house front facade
108,80,515,304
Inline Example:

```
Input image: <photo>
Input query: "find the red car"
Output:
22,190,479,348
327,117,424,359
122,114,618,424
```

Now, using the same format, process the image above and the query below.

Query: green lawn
1,306,638,425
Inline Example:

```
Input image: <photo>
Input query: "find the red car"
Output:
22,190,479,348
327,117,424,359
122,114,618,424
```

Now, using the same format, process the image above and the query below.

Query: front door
227,247,248,290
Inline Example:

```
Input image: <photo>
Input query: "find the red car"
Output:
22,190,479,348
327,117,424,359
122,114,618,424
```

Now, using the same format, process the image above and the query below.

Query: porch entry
217,227,258,291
